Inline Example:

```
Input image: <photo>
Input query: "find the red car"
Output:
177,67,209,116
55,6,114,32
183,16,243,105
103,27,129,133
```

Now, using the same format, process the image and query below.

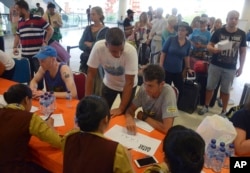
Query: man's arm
124,103,138,135
44,25,54,45
30,67,45,98
13,34,20,55
59,65,77,99
236,46,246,77
110,74,135,116
207,42,221,54
137,112,174,134
159,52,165,67
85,66,98,96
234,127,250,156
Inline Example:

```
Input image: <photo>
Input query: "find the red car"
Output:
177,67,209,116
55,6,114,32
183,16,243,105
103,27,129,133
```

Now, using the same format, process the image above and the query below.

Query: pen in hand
45,112,53,121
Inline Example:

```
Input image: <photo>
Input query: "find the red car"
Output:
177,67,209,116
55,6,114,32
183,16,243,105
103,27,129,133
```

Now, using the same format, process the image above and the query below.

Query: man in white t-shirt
85,27,138,116
0,50,15,79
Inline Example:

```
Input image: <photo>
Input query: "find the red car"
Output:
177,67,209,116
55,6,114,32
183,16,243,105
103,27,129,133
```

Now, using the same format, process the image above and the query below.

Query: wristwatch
141,113,148,121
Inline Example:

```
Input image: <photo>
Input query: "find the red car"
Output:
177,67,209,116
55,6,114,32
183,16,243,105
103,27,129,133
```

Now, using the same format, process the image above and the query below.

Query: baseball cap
127,9,135,15
34,46,57,60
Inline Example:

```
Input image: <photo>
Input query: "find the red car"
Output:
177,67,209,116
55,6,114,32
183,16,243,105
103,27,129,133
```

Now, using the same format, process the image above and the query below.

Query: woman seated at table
144,125,205,173
0,84,62,173
230,99,250,156
63,95,134,173
0,50,15,80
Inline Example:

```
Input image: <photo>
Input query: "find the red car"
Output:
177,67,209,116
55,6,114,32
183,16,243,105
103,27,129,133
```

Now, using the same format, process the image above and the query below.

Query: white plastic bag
196,114,237,149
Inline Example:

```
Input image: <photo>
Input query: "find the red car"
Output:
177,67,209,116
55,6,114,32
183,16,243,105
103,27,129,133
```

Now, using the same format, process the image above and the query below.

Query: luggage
178,79,200,114
196,73,219,107
239,83,250,105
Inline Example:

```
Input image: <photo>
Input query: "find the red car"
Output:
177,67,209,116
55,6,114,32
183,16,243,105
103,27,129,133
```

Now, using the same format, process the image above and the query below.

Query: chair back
12,58,31,84
73,72,86,100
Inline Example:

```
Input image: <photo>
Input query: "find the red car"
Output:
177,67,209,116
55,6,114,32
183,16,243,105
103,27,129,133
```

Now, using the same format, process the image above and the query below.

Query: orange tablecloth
0,78,230,173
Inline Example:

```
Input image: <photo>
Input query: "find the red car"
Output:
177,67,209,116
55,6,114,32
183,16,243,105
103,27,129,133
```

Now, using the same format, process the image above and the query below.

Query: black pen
45,112,53,121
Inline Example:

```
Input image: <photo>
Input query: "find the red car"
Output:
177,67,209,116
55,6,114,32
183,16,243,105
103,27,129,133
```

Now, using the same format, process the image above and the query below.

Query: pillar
118,0,128,21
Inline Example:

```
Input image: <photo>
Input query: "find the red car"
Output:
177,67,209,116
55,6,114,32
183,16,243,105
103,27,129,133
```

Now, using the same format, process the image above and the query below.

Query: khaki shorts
206,64,236,94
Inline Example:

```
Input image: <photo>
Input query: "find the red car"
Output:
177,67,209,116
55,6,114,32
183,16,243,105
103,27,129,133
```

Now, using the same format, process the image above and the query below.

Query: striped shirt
17,14,49,57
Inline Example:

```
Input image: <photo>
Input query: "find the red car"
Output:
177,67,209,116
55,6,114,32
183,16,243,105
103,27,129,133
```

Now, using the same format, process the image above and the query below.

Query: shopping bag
49,41,71,63
196,114,237,149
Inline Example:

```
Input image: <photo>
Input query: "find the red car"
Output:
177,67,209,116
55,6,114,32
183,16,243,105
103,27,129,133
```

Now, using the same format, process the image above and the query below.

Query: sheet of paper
135,119,154,132
104,125,161,156
40,114,65,127
30,106,39,112
215,40,232,50
0,95,7,108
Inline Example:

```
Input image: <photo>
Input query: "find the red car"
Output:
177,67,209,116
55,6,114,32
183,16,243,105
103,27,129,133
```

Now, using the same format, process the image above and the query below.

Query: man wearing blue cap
29,46,77,99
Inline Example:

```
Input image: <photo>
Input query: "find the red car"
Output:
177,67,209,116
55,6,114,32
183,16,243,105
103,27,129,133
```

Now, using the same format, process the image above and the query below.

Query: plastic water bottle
39,95,45,113
50,91,56,110
66,90,72,108
212,147,226,172
204,143,217,168
224,143,235,168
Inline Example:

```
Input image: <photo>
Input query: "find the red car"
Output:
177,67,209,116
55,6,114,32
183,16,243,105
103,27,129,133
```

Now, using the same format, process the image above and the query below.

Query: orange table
0,78,230,173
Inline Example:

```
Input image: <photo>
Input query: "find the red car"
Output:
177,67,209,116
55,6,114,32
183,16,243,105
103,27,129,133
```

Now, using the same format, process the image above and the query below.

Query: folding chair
73,72,86,100
12,58,31,84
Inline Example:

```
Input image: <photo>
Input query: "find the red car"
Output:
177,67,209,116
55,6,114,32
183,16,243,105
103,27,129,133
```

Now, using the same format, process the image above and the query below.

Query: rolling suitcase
178,79,200,114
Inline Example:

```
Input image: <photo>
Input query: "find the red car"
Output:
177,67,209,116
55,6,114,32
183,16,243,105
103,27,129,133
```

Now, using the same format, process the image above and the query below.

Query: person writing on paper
125,64,178,135
63,95,134,173
0,84,61,172
230,99,250,156
198,10,246,116
30,46,77,99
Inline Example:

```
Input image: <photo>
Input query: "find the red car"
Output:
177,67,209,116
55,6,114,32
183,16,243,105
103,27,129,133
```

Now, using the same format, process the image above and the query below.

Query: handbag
49,41,71,63
194,60,209,74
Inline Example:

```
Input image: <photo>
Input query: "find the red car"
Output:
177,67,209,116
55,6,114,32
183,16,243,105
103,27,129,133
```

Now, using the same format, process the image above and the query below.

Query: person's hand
187,69,195,75
136,111,144,120
13,48,19,56
84,41,93,48
32,90,44,99
236,67,243,77
46,117,54,128
211,47,221,54
110,108,123,117
125,115,136,135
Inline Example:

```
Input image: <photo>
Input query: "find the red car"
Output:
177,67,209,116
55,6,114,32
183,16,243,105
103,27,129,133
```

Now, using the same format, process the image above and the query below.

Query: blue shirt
189,28,211,51
45,63,67,92
162,36,191,73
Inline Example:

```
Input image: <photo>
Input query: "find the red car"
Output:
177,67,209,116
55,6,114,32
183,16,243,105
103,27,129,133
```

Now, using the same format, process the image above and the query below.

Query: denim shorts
206,64,236,94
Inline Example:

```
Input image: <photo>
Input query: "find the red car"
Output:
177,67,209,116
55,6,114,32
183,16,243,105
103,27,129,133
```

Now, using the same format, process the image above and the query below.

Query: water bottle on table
204,143,217,168
212,147,226,172
66,90,72,108
224,143,235,168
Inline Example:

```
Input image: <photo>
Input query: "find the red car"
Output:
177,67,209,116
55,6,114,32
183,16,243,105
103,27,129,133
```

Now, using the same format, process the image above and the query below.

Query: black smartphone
134,156,158,168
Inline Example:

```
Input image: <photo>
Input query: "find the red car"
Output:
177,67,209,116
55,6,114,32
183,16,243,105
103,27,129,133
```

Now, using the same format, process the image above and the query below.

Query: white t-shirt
0,50,15,70
87,40,138,91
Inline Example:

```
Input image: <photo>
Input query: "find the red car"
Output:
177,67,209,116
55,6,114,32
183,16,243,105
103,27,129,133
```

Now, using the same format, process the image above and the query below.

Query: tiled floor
3,27,250,130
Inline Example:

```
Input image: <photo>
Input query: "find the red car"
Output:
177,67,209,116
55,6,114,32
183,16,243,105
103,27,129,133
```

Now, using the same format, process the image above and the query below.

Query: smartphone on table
134,156,158,168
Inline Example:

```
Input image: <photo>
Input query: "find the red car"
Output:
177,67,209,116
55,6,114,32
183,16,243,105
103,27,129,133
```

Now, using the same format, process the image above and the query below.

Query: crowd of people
0,0,250,173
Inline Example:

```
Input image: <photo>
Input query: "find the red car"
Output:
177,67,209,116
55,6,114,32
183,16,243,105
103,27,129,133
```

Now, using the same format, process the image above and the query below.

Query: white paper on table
30,106,39,112
40,114,65,127
135,119,154,132
215,40,232,50
104,125,161,156
0,95,7,108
